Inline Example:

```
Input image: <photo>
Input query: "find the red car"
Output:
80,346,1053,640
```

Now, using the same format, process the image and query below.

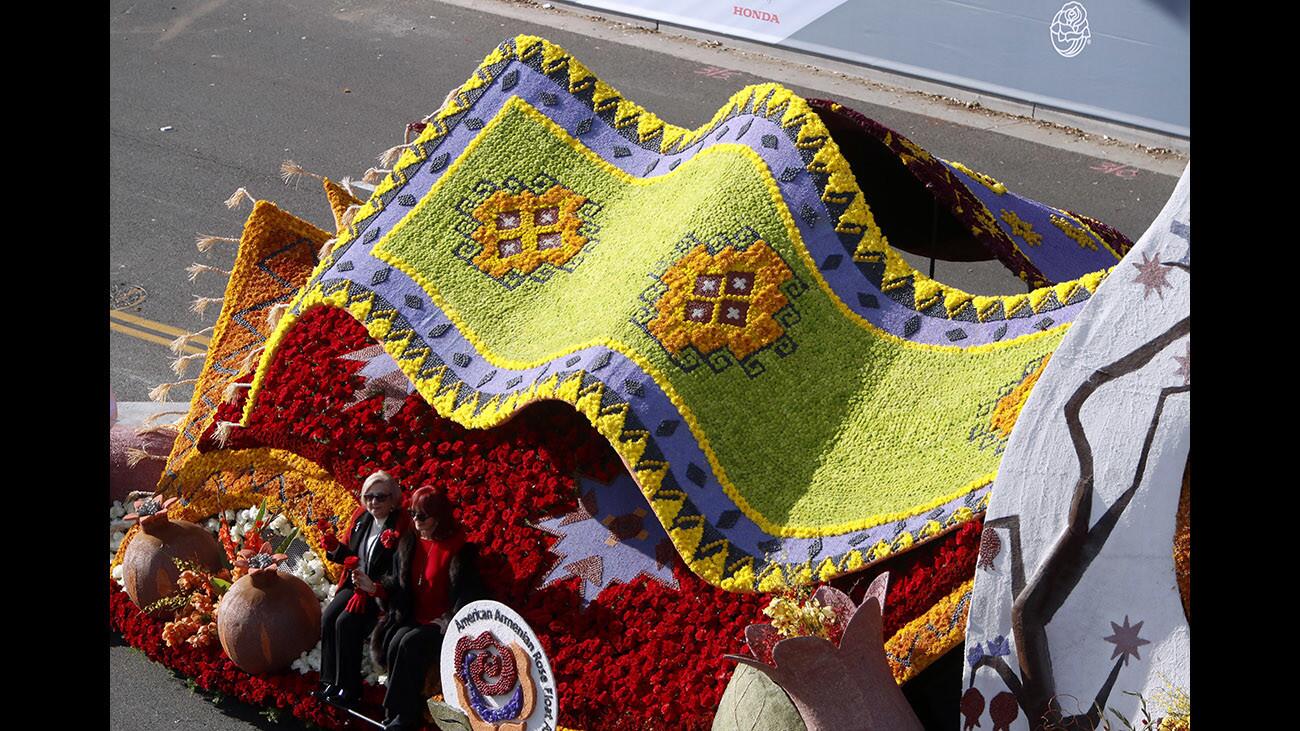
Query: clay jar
217,568,321,675
121,515,224,615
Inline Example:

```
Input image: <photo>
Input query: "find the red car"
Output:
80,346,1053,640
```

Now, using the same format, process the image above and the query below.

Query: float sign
440,600,559,730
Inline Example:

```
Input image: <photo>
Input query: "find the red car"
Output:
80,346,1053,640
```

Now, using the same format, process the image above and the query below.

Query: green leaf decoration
275,526,300,555
426,700,472,731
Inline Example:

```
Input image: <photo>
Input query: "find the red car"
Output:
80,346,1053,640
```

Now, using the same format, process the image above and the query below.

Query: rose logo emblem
1050,2,1091,58
453,631,537,731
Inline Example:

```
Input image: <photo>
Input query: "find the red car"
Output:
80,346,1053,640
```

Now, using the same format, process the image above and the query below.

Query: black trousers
320,588,379,695
382,623,445,723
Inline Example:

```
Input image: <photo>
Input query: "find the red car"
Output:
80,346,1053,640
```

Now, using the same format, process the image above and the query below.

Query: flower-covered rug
240,34,1130,593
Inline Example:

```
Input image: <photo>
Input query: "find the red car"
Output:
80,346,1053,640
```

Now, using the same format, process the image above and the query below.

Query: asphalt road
108,1,1186,728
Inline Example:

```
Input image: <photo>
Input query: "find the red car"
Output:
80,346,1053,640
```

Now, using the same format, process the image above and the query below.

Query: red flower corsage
379,528,399,549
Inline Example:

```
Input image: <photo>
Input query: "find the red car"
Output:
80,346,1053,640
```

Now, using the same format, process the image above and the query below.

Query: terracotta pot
217,569,322,675
121,516,225,615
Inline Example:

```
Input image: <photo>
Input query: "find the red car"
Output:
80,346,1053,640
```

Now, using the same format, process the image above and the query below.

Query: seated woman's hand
353,570,377,594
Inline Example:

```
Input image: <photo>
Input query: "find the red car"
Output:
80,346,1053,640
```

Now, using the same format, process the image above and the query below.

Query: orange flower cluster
471,185,589,278
647,241,793,360
160,568,226,650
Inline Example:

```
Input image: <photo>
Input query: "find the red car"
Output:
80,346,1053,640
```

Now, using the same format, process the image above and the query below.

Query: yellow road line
110,321,206,355
109,309,212,345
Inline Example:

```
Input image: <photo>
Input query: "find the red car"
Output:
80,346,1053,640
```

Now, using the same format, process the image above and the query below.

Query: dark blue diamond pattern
685,463,707,487
655,419,679,437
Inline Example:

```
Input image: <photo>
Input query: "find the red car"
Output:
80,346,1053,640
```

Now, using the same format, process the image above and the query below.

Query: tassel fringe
265,303,291,330
126,448,168,468
339,204,362,230
222,381,252,404
280,159,323,187
212,421,239,448
133,423,180,440
224,187,255,210
361,168,389,185
140,411,188,428
186,262,232,282
378,144,409,168
170,351,206,377
191,296,224,316
195,234,238,253
148,378,197,402
169,327,215,355
340,177,375,199
239,345,266,372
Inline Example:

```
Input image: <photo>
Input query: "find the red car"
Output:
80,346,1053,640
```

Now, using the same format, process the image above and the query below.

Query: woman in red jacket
372,485,483,730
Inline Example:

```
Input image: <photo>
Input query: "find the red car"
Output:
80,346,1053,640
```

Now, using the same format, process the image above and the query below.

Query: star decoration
535,474,679,604
1132,252,1172,300
339,345,416,420
1102,615,1150,666
1173,346,1190,385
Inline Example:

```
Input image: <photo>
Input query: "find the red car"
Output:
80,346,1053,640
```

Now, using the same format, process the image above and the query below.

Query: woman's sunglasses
408,510,431,521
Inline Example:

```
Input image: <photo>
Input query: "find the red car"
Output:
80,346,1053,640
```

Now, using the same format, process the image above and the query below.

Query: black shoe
333,687,360,708
312,683,337,702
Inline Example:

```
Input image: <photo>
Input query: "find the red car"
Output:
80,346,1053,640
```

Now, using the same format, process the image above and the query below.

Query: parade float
109,35,1187,730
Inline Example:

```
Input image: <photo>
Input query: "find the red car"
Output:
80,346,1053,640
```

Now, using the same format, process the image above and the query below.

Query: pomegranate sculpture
217,544,322,675
121,494,225,615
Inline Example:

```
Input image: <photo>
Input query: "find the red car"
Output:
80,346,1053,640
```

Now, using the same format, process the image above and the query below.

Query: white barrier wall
568,0,1189,138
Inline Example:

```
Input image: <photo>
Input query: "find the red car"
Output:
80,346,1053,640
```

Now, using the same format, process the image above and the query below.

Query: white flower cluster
109,500,132,586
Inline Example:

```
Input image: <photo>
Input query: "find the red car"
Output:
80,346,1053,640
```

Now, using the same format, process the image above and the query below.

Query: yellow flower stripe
884,578,975,684
999,209,1043,247
946,161,1008,195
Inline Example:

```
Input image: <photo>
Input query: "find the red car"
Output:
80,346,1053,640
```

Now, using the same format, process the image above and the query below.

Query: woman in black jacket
371,485,485,730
